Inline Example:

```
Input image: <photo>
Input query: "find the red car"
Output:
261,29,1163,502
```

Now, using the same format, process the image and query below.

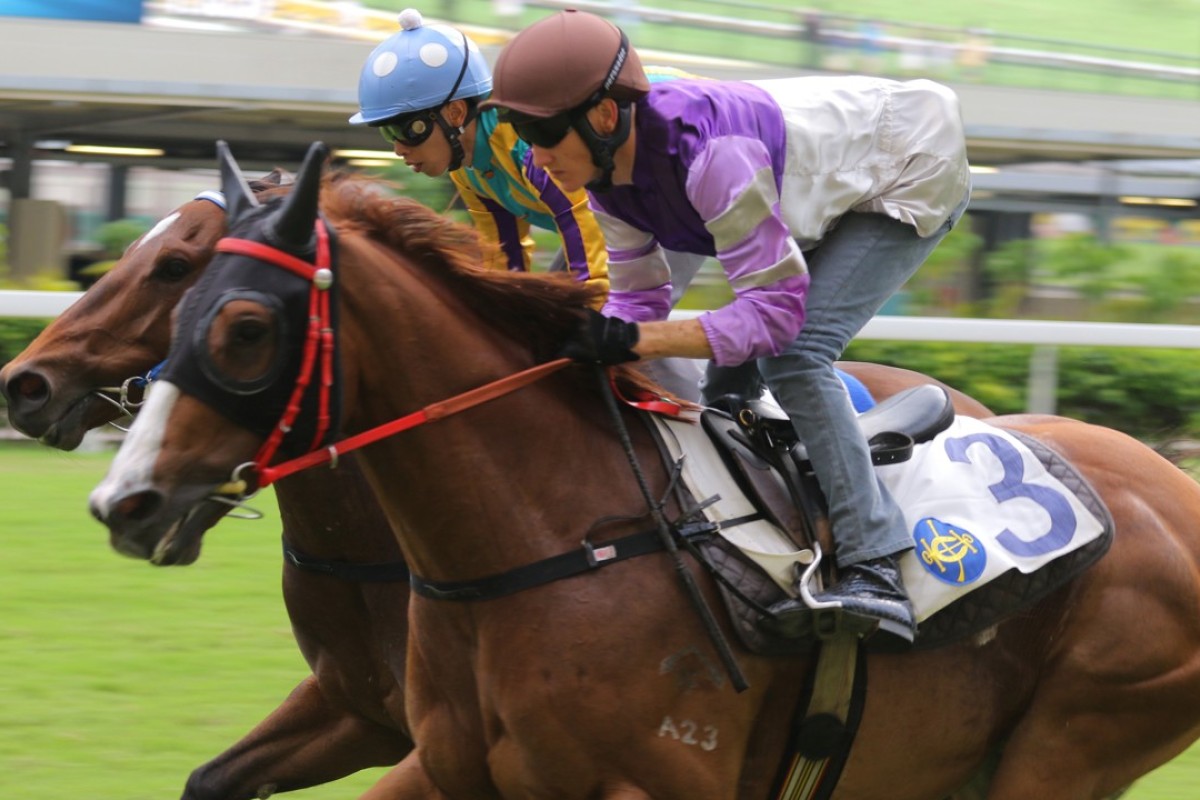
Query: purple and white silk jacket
589,75,970,367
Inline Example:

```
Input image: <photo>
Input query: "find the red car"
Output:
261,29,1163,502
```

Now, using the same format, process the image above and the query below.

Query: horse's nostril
6,370,50,409
115,490,164,523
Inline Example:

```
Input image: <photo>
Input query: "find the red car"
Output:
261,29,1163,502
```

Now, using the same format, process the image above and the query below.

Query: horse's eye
154,257,191,282
202,302,279,388
231,319,270,346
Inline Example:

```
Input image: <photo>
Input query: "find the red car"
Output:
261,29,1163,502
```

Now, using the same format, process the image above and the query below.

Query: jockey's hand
558,309,641,365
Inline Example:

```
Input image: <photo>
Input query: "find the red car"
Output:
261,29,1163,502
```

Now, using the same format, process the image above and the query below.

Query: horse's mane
313,170,665,397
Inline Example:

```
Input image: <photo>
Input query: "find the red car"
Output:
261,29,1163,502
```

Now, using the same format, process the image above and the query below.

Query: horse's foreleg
181,675,413,800
941,748,1130,800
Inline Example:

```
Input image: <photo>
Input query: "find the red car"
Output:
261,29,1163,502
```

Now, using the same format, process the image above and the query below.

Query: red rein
212,224,682,491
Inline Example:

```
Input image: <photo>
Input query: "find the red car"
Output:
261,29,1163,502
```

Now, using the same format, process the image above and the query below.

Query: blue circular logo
912,517,987,585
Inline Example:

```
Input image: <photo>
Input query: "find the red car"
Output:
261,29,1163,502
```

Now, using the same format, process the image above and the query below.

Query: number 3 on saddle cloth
650,389,1115,656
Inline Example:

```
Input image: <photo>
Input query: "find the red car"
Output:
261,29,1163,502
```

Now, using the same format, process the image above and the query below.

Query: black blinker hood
159,141,342,460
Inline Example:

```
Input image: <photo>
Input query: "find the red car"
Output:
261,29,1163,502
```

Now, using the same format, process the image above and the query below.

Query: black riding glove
558,308,641,365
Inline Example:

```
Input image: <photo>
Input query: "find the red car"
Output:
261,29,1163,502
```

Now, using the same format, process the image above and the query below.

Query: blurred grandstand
0,0,1197,285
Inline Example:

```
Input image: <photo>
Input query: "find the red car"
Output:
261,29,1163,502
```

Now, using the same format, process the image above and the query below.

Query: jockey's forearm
634,319,713,361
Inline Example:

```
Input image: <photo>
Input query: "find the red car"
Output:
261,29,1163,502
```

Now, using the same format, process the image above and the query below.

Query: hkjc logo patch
913,517,987,585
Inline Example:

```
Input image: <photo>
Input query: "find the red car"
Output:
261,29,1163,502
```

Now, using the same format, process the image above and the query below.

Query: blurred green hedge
0,318,53,372
844,339,1200,442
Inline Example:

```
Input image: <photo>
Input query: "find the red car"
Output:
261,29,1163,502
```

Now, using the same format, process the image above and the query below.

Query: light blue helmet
350,9,493,126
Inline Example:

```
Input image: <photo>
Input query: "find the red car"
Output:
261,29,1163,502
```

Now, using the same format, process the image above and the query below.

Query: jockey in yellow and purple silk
351,9,609,292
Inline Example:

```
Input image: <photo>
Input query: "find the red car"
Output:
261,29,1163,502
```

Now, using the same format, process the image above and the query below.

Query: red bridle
215,220,337,477
211,223,682,493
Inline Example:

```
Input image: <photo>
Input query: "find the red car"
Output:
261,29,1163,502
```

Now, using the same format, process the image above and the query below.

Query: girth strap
282,540,411,583
773,637,868,800
409,517,758,602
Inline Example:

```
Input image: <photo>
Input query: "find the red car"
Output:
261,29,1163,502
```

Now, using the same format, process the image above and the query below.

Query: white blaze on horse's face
88,381,180,518
133,211,180,252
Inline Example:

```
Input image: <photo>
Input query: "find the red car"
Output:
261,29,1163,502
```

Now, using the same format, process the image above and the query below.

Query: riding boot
762,553,917,652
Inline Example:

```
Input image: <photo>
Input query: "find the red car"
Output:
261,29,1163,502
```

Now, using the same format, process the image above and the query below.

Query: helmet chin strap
434,104,478,171
576,101,633,193
432,30,477,172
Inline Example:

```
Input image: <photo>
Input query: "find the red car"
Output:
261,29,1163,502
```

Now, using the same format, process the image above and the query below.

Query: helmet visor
378,111,438,147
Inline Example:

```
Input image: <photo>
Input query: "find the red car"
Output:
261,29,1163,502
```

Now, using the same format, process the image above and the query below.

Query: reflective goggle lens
378,113,436,147
509,113,575,149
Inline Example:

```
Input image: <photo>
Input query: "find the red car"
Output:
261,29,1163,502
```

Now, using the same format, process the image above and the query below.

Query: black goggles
378,111,438,147
503,109,579,149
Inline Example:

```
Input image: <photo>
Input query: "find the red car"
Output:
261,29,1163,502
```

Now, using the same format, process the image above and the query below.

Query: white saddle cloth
656,414,1109,622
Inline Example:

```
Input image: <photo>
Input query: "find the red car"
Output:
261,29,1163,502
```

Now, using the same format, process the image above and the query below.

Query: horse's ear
263,167,296,187
271,141,328,249
217,140,261,221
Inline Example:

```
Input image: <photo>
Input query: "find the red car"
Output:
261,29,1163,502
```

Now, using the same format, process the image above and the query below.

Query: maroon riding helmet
483,9,649,118
482,10,650,190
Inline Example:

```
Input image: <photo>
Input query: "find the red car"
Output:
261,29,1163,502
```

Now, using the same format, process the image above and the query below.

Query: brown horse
0,176,414,800
1,172,990,799
86,141,1200,799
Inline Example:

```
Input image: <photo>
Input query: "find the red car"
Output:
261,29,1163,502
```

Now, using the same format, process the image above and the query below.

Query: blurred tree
979,238,1037,317
1039,232,1125,304
1125,249,1200,322
76,218,152,283
901,213,983,314
95,219,149,258
372,163,459,216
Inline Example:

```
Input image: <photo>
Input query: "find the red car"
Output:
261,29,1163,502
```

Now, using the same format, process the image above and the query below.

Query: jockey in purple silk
482,9,972,651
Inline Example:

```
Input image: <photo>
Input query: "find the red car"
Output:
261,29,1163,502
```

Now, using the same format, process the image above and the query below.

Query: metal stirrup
798,542,843,611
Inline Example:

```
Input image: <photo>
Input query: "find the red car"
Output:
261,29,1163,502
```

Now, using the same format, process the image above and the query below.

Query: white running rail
3,290,1199,349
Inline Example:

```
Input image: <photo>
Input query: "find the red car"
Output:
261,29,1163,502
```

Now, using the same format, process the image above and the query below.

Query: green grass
1,442,1198,797
785,0,1200,54
0,444,390,798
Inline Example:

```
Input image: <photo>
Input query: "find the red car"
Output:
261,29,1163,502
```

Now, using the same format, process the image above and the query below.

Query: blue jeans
701,193,969,567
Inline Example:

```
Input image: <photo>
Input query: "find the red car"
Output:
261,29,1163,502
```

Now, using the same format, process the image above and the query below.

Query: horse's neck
273,461,402,562
338,256,532,428
335,255,652,581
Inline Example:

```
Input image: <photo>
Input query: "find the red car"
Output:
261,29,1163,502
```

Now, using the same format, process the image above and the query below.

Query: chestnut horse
2,172,990,798
86,141,1200,799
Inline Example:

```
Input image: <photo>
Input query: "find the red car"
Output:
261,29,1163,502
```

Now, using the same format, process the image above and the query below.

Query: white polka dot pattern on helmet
352,9,492,125
419,42,448,68
373,51,398,77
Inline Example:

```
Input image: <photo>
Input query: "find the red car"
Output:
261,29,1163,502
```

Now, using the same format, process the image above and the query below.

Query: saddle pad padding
903,426,1114,648
658,414,809,593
